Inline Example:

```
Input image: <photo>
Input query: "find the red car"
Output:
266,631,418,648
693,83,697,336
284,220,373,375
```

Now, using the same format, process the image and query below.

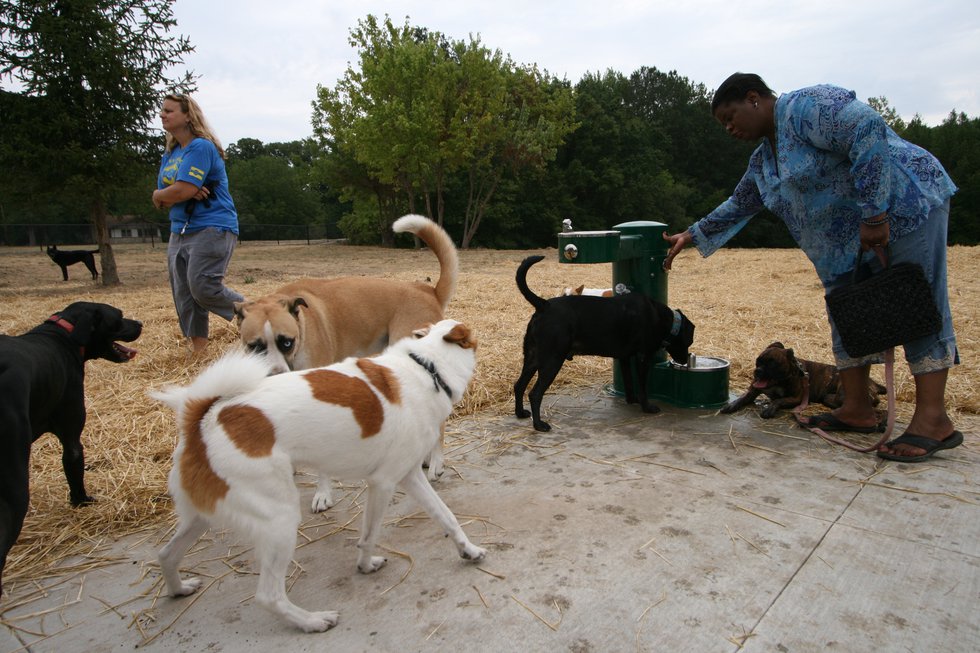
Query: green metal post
610,221,670,394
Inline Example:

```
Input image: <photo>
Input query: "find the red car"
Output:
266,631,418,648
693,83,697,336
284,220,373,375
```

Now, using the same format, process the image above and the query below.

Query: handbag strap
851,243,890,282
794,348,896,453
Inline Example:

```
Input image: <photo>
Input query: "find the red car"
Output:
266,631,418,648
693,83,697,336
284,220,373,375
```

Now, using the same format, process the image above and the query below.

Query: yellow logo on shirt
189,166,205,181
161,157,181,186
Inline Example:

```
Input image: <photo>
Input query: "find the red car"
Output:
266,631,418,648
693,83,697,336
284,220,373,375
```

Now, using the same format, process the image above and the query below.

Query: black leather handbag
825,246,942,358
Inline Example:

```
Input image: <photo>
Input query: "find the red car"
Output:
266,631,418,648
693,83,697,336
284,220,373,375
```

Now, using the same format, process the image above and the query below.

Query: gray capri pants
167,227,245,339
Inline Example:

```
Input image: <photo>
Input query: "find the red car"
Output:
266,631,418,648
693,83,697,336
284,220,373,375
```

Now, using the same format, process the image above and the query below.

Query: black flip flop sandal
877,430,964,462
806,412,885,434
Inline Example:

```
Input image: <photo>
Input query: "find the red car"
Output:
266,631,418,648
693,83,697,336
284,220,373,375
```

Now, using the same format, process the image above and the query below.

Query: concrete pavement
2,386,978,652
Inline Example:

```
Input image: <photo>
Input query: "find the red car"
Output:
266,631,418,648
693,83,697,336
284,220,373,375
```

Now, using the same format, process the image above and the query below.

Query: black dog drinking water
513,255,695,432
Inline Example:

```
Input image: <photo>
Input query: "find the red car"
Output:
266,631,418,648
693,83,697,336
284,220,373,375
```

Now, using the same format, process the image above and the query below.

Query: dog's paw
640,403,661,414
299,610,339,633
311,490,335,513
719,401,739,414
460,544,487,562
70,494,97,507
759,404,779,419
516,408,531,419
532,420,551,432
425,457,444,481
357,556,387,574
173,577,203,597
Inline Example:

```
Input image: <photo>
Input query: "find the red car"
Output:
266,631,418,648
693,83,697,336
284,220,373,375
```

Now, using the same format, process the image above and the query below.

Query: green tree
226,137,266,162
867,96,907,132
313,15,435,244
555,69,699,234
903,111,980,244
457,63,576,248
0,0,193,284
313,14,576,247
229,155,324,227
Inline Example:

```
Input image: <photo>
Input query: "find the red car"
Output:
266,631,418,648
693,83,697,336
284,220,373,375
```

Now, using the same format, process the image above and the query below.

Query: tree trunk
461,170,501,249
380,198,396,247
91,197,121,285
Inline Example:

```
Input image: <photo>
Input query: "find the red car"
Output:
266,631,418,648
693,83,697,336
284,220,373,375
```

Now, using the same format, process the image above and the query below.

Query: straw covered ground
1,239,977,596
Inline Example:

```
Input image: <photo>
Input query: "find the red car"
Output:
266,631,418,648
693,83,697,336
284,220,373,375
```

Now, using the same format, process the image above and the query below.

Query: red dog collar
47,315,85,357
47,315,75,333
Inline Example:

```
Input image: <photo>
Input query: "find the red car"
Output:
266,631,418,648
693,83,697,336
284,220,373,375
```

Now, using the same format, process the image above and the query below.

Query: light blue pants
167,227,244,339
826,201,958,374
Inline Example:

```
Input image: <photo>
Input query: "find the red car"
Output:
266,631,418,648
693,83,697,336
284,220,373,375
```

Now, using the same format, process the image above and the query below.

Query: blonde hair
162,93,226,158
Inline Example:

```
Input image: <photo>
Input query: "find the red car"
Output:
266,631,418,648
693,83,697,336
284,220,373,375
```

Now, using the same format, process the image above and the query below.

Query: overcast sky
170,0,980,145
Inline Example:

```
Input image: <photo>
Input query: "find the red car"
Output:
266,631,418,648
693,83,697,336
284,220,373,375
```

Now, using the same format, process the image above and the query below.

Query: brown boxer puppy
721,342,885,420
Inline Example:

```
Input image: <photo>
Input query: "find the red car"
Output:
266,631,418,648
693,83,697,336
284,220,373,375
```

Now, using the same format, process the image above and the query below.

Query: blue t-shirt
689,84,956,281
158,138,239,235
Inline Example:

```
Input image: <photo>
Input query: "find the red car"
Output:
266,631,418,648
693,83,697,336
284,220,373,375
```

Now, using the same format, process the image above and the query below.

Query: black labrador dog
46,245,100,281
0,302,141,593
514,255,695,432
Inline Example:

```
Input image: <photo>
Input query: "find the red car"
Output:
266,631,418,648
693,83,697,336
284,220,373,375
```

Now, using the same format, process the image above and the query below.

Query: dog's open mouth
114,342,138,360
752,379,772,389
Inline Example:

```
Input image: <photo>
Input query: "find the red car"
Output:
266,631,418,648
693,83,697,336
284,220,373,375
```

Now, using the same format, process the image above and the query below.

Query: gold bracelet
862,216,889,226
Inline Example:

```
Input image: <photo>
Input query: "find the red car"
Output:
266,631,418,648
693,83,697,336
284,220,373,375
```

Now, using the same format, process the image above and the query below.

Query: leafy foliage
900,112,980,245
312,14,576,247
3,9,977,251
0,0,194,282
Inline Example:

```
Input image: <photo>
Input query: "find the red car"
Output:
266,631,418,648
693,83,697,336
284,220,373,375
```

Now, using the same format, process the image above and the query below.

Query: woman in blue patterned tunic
662,73,961,462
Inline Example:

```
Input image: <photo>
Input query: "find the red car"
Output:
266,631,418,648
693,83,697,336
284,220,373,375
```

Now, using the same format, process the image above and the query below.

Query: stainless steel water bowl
671,354,729,371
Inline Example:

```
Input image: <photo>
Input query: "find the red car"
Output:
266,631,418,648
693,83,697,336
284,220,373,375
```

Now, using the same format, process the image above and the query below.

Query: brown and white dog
152,319,485,633
561,285,614,297
233,214,458,510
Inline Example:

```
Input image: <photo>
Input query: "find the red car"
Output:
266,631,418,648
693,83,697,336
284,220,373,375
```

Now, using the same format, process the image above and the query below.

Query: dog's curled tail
392,214,459,312
150,351,272,411
516,255,548,310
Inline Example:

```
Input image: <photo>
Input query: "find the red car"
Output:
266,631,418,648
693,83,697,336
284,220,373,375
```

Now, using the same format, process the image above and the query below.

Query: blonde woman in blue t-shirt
153,93,244,355
662,73,961,463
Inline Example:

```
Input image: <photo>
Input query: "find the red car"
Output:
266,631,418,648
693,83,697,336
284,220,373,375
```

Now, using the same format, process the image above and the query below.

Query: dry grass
0,239,977,592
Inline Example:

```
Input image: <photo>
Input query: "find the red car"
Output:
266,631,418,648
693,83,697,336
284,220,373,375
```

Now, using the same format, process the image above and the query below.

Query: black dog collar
661,309,684,351
409,352,453,399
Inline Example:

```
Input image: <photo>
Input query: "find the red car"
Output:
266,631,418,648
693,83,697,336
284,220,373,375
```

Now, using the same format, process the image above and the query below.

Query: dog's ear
233,301,248,324
767,341,785,350
287,297,308,318
413,324,433,338
67,310,95,347
575,285,585,295
444,323,477,350
785,347,796,360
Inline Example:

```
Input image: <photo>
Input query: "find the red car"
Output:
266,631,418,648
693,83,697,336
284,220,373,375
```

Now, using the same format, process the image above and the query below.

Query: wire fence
1,222,337,247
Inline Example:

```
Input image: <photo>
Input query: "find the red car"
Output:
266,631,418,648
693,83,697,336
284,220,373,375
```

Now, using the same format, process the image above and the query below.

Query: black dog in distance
47,245,99,281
